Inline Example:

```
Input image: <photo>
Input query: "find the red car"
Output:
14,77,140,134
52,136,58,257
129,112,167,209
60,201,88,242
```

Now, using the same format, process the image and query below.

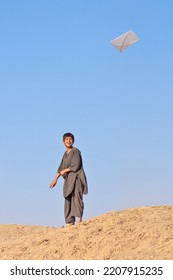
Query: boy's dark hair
63,132,75,142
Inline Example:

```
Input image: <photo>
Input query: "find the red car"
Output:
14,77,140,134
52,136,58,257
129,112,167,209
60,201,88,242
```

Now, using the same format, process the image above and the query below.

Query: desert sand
0,205,173,260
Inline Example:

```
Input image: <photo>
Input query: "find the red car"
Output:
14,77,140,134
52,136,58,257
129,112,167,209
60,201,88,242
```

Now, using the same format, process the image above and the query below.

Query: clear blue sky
1,0,173,227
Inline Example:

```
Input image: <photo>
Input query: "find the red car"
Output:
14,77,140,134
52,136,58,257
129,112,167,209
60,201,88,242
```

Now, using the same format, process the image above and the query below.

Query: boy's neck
66,146,73,153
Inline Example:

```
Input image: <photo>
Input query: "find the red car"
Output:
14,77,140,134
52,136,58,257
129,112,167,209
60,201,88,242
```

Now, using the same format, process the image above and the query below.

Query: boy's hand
59,170,66,176
60,168,71,176
49,178,57,188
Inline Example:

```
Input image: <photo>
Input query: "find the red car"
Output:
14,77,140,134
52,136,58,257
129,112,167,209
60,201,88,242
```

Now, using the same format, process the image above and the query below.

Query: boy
50,133,88,226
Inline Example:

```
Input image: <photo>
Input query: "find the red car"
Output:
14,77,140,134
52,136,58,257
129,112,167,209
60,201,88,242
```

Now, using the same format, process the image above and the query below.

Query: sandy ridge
0,205,173,259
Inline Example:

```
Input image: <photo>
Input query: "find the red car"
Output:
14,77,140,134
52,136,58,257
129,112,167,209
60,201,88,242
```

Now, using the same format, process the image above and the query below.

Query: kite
111,30,139,52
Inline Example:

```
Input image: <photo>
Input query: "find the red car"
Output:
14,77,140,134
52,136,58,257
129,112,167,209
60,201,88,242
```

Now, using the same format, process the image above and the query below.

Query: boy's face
63,136,74,148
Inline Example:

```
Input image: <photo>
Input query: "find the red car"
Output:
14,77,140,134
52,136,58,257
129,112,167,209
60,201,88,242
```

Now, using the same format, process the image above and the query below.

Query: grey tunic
57,147,88,198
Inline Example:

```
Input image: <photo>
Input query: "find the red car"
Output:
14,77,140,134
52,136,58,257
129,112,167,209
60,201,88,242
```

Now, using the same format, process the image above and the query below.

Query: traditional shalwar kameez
57,147,88,224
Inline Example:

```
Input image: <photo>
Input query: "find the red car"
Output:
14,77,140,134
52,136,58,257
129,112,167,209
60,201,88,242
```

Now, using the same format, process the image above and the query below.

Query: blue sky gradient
1,0,173,226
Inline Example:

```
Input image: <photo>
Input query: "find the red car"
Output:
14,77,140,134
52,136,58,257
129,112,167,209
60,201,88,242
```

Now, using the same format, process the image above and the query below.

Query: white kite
111,30,139,52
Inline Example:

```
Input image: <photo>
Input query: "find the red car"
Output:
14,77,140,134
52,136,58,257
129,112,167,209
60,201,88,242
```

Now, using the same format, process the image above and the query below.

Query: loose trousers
64,177,84,224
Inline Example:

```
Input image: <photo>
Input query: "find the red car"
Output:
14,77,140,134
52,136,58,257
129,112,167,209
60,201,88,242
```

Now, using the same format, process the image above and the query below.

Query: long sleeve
57,157,64,173
68,149,82,172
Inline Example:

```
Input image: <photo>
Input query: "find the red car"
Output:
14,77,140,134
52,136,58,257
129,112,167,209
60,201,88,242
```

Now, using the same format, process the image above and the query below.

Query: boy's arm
49,172,61,188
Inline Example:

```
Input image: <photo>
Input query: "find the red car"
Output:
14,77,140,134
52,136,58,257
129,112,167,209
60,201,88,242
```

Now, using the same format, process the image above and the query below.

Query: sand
0,205,173,260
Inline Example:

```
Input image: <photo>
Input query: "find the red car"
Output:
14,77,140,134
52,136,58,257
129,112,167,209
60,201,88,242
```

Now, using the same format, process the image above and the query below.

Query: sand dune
1,205,173,260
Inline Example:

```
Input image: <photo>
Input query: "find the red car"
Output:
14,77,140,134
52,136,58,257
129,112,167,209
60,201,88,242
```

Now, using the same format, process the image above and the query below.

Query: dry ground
0,205,173,259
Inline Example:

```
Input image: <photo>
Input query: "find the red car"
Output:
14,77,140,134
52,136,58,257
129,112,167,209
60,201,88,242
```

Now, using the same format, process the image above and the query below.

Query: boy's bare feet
62,222,74,228
77,217,82,224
